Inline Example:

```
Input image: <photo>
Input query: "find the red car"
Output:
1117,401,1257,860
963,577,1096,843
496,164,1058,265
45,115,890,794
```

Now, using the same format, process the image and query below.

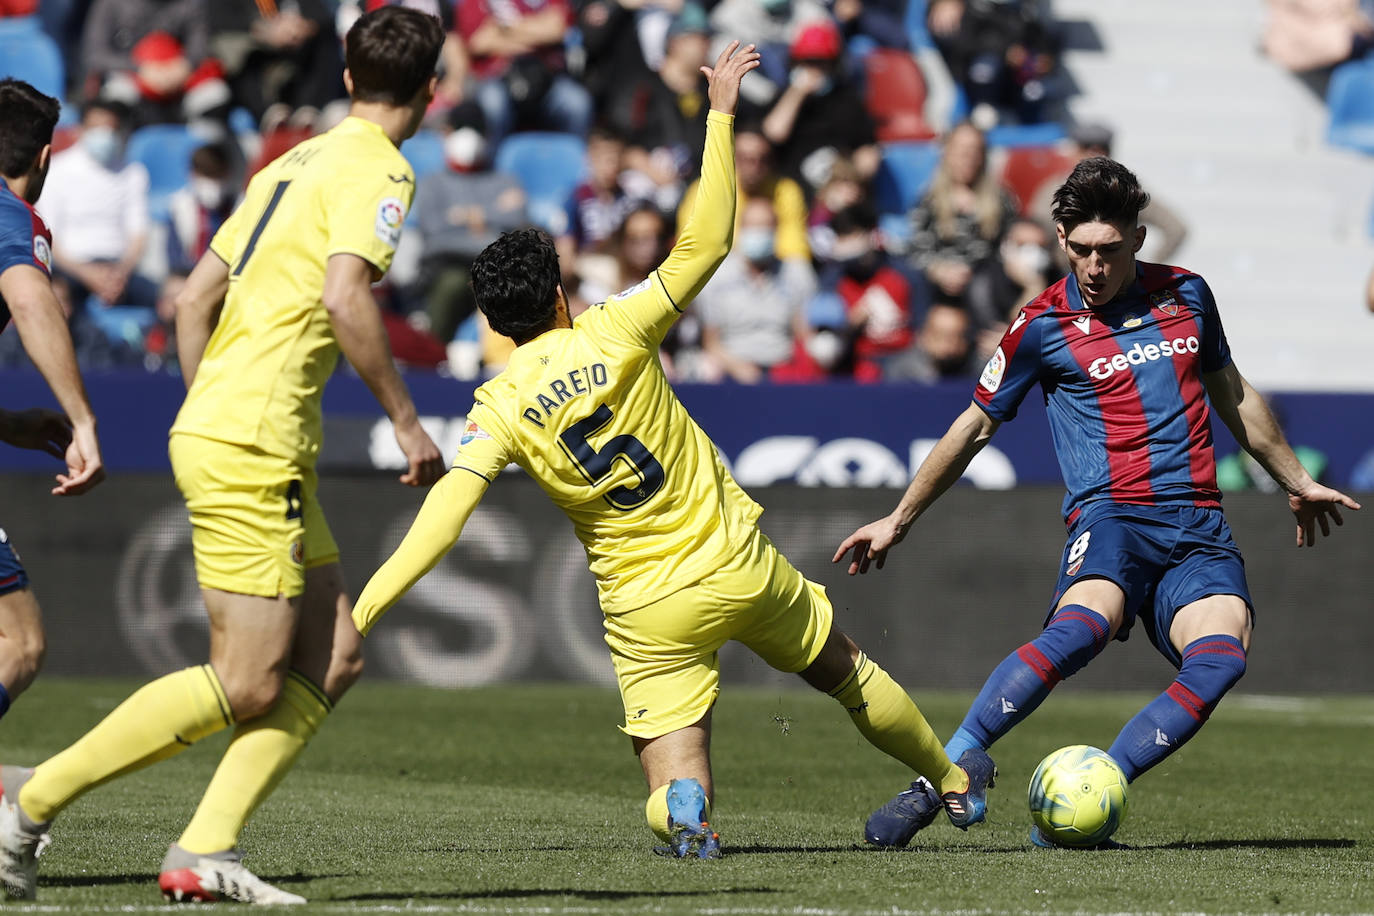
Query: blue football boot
662,778,721,859
942,748,997,830
863,777,942,847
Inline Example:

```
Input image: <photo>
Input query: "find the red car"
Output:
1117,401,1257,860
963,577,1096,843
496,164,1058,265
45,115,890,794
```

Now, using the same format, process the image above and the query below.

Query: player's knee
221,670,287,720
5,628,45,693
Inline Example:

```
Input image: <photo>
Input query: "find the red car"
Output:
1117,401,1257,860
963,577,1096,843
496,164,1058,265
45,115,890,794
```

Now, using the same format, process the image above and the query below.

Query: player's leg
634,713,719,858
1107,594,1250,781
0,586,45,719
943,576,1124,761
604,584,727,857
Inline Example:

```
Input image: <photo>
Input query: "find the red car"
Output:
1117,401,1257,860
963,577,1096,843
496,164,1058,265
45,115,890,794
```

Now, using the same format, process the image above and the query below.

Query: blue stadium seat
400,129,445,181
0,16,64,101
874,140,941,214
125,124,203,221
1327,56,1374,155
985,121,1067,148
493,131,587,235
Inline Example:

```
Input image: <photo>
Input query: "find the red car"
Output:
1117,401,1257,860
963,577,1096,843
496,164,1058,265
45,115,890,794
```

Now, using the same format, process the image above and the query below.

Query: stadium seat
126,124,205,220
249,125,314,178
493,131,587,235
1327,56,1374,155
1000,145,1075,215
401,129,446,181
985,121,1068,149
0,15,64,101
873,141,941,215
864,48,936,142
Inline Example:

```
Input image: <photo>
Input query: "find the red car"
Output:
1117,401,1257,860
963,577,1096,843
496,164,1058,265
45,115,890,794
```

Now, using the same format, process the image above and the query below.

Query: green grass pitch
3,679,1371,914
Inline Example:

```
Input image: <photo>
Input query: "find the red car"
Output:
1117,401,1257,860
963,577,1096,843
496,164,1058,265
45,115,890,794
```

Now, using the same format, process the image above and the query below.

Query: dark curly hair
345,6,446,106
1051,157,1150,232
0,79,59,180
471,228,563,342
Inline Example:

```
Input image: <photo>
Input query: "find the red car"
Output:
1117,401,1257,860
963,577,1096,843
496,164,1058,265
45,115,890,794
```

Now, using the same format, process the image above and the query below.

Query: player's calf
1107,635,1247,781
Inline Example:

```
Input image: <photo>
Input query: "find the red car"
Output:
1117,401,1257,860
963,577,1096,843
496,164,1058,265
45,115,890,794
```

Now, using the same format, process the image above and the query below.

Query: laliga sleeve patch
32,235,52,273
979,346,1007,393
459,419,491,447
374,196,406,247
613,278,651,300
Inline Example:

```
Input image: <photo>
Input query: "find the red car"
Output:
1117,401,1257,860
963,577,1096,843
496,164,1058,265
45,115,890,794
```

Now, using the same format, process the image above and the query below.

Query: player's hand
1287,483,1360,547
0,408,73,459
702,40,761,116
395,419,445,488
832,514,911,575
53,418,105,496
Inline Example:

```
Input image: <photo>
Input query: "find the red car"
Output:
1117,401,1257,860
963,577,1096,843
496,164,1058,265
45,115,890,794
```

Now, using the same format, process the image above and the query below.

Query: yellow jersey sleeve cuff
706,110,735,126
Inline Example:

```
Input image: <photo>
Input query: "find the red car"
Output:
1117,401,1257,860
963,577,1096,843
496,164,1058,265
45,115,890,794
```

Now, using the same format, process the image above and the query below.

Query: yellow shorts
602,527,834,739
169,432,339,598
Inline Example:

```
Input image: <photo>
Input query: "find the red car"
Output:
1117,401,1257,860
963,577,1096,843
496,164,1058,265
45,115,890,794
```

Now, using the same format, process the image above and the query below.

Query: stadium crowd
0,0,1100,383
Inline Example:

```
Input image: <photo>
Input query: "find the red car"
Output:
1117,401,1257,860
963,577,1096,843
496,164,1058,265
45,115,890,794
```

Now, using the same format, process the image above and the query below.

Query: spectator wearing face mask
163,142,239,276
885,301,976,383
965,216,1059,361
697,197,818,383
38,99,159,317
410,102,529,343
810,202,914,381
761,19,880,195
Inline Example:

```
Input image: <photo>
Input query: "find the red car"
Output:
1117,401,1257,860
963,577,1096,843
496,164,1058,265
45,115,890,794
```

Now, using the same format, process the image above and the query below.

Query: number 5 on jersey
559,404,665,510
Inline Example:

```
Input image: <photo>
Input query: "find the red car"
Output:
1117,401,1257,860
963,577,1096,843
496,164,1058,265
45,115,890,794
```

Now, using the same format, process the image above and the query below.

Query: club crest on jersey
374,196,405,247
459,419,490,446
979,346,1007,393
1066,557,1084,575
289,540,303,565
1122,314,1143,328
1150,291,1179,316
32,235,51,272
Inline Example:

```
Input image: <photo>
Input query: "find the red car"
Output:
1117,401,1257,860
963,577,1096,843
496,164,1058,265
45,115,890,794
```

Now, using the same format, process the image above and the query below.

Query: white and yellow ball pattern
1028,745,1129,847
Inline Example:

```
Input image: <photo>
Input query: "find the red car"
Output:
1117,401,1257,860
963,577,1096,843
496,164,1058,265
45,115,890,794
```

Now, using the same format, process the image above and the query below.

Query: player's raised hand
702,40,761,116
53,418,104,496
0,407,73,459
832,514,911,575
395,418,445,487
1287,483,1361,547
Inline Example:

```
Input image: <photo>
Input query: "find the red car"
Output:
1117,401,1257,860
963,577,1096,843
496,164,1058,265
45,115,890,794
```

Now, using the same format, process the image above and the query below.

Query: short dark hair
830,201,878,236
0,79,59,179
472,228,562,341
1051,157,1150,232
190,142,232,179
81,97,130,127
345,6,445,106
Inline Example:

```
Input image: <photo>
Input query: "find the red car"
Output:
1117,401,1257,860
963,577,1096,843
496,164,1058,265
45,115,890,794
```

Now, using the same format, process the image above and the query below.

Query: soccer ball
1027,745,1129,847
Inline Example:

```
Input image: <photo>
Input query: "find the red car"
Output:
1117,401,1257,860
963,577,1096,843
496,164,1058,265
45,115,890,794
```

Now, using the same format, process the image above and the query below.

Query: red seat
864,48,936,142
248,126,315,179
1000,145,1076,216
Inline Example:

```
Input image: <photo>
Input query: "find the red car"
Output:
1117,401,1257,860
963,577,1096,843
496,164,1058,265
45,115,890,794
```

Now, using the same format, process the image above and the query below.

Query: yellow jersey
171,116,414,466
451,111,761,614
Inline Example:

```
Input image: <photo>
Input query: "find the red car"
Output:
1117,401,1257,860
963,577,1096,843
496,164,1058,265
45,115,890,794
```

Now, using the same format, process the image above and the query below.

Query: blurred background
1,0,1371,691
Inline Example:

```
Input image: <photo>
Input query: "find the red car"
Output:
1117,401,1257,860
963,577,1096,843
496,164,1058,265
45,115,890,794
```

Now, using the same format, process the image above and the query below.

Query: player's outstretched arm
0,263,104,495
174,249,230,388
323,252,445,487
833,402,999,574
352,469,490,636
1204,363,1360,546
654,40,760,308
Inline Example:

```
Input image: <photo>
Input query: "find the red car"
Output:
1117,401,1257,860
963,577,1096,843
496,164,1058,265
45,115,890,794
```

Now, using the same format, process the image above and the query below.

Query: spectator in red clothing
457,0,593,148
813,202,914,382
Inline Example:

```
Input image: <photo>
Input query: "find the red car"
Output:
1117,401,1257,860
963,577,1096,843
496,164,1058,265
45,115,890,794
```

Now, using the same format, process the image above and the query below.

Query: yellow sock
830,653,965,796
177,670,331,854
19,665,232,824
644,782,712,843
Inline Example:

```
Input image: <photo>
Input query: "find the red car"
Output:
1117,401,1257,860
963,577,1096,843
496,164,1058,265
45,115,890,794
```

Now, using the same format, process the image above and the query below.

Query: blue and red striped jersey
0,176,54,330
974,261,1232,523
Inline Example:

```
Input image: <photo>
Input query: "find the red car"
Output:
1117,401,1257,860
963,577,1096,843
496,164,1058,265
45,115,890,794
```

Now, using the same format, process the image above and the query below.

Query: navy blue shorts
1047,503,1253,668
0,526,29,596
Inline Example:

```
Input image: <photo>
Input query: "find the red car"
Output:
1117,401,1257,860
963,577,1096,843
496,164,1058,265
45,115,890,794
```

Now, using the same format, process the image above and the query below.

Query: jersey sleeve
324,164,416,276
0,224,40,276
974,309,1045,421
1193,276,1232,373
451,398,515,482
